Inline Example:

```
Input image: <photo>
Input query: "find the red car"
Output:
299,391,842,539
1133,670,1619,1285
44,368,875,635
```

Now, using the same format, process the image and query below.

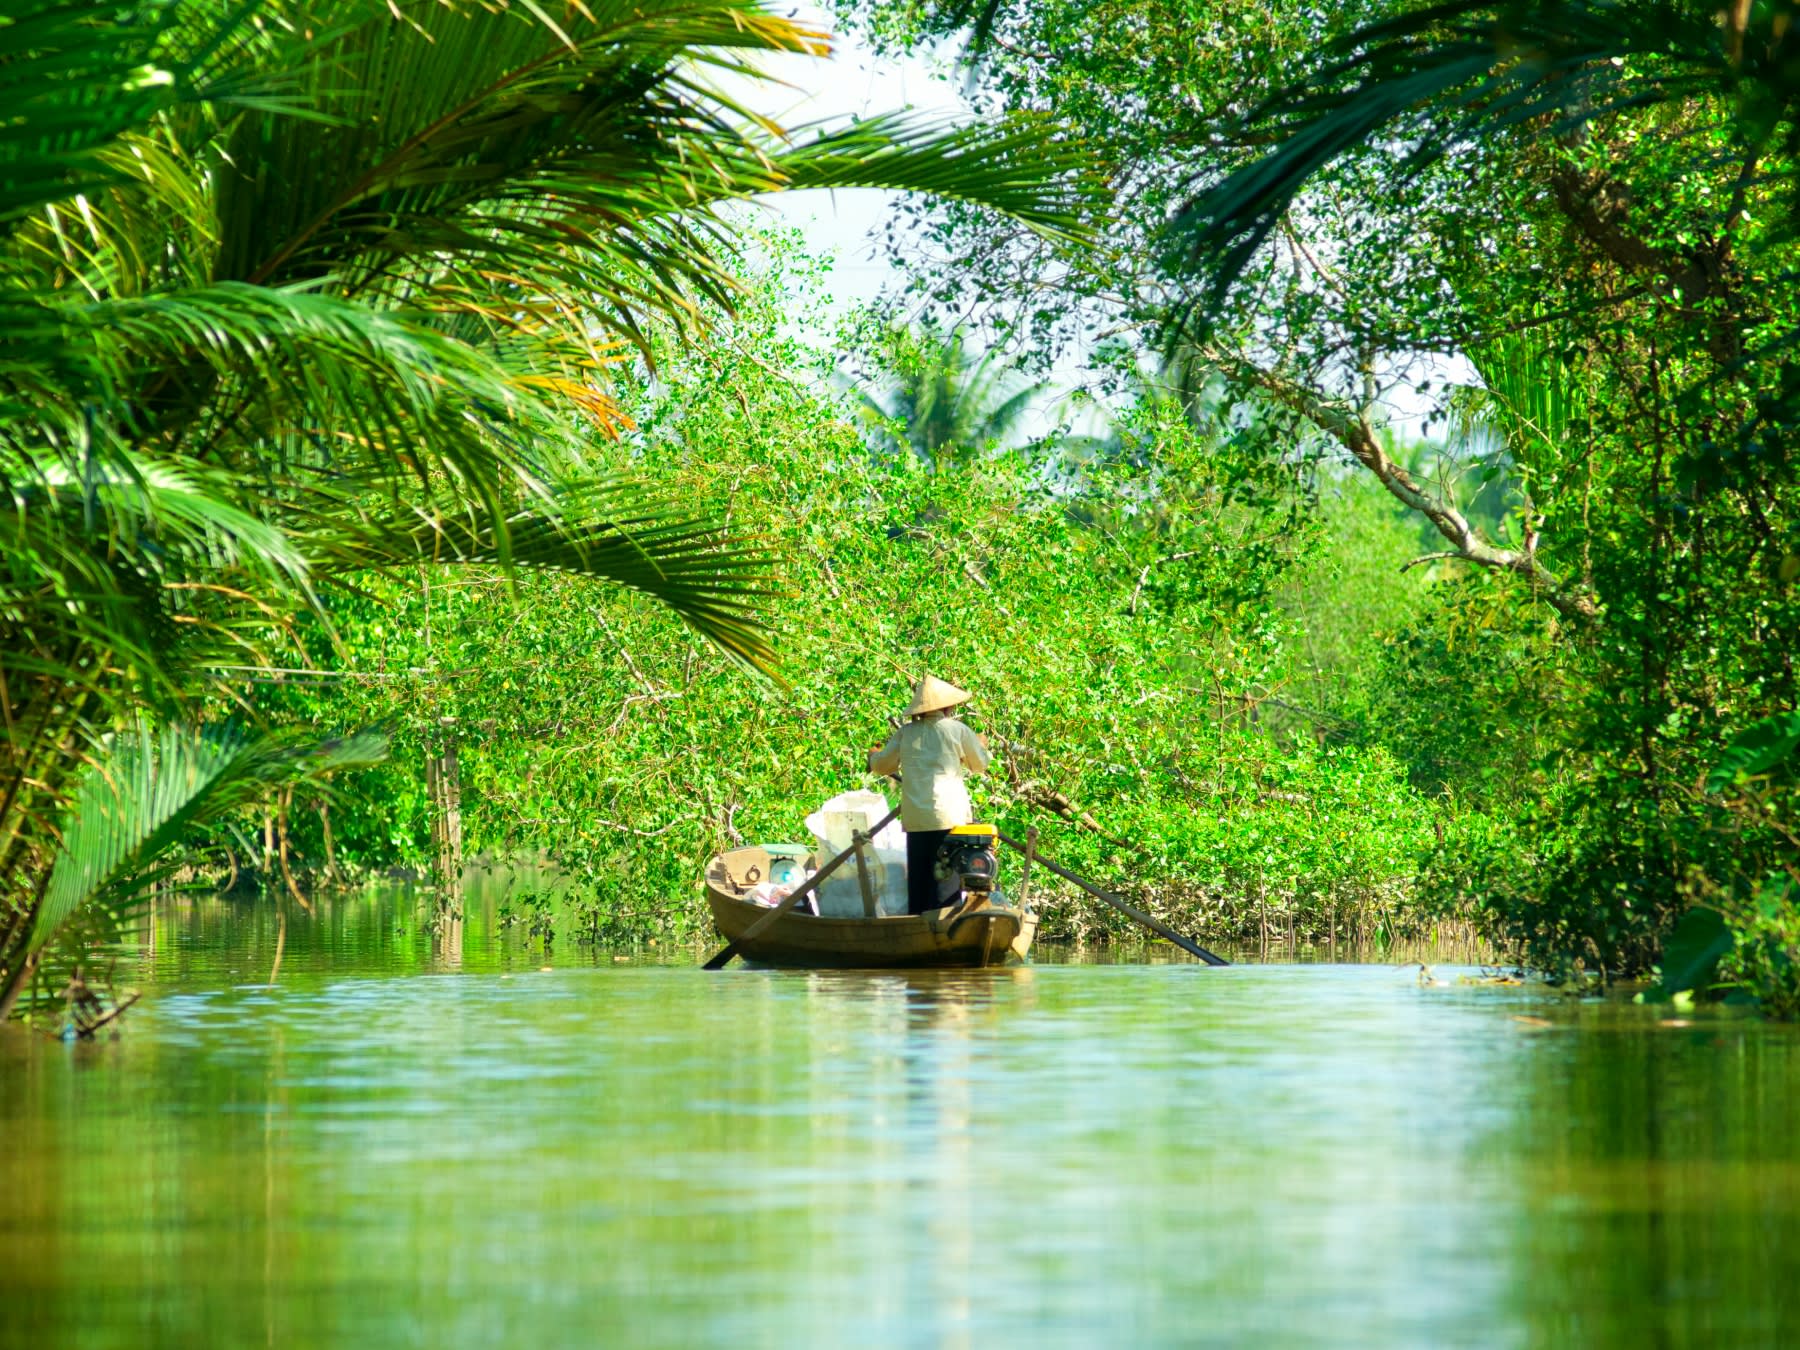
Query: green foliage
35,722,383,950
262,247,1447,948
1707,712,1800,793
1168,0,1799,319
0,719,385,1018
848,323,1046,464
1647,907,1733,1002
849,0,1800,1012
1356,573,1566,808
1717,876,1800,1019
1684,715,1800,1013
0,0,1101,1016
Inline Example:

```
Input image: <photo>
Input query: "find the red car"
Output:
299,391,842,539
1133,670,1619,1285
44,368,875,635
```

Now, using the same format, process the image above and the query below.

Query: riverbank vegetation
248,250,1458,951
6,0,1799,1019
831,0,1800,1007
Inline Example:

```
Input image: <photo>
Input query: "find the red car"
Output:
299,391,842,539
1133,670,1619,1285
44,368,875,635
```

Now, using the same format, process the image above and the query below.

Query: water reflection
794,966,1037,1022
0,894,1796,1348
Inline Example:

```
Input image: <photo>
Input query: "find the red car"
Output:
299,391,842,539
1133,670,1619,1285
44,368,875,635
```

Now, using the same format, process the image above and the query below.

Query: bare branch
1211,354,1599,620
1129,550,1204,616
1400,551,1464,573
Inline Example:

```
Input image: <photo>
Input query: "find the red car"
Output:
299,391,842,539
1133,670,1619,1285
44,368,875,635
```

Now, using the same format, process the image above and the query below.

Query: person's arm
869,727,902,777
958,722,991,774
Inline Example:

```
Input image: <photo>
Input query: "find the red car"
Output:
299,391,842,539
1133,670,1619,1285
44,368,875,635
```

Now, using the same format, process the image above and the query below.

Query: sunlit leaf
1707,713,1800,793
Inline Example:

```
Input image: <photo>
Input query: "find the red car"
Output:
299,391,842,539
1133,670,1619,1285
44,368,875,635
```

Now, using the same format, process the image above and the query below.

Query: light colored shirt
868,714,991,831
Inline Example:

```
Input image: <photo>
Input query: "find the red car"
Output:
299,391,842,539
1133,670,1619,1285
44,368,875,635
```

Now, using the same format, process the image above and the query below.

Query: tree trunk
0,948,39,1023
318,801,337,881
426,719,463,916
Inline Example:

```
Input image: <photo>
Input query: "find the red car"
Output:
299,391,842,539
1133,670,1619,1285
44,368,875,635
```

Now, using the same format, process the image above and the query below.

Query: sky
726,9,970,316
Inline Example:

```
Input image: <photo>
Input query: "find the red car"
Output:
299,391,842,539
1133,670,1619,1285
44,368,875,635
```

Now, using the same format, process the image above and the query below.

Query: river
2,889,1796,1348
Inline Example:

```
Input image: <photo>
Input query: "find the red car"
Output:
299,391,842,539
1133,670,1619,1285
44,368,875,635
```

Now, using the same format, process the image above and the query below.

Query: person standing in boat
867,676,991,915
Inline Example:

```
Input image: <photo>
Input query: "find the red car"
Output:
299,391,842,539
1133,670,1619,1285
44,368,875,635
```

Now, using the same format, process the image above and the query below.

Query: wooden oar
703,802,903,970
994,830,1229,966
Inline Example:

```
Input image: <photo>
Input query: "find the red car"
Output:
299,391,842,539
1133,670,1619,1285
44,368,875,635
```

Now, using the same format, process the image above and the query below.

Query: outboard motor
936,823,999,902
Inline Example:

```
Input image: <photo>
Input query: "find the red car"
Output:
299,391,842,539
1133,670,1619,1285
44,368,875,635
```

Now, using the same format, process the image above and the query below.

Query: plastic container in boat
763,844,809,887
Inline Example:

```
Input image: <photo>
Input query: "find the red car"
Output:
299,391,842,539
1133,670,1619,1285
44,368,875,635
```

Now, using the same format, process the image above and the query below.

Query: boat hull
704,875,1037,969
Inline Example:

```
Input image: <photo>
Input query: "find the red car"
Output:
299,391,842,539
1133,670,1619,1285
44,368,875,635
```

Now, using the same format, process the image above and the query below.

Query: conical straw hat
905,675,972,717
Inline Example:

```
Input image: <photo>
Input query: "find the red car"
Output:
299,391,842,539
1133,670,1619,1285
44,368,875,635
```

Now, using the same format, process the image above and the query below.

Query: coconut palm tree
854,324,1047,464
0,0,1097,1016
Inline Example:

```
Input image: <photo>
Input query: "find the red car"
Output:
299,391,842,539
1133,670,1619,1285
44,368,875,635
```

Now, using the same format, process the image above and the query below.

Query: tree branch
1129,550,1204,616
1400,550,1464,572
1548,162,1741,364
1214,356,1598,620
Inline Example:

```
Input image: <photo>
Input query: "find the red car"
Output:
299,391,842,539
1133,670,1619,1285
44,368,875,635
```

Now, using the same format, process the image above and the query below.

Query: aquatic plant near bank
0,721,385,1019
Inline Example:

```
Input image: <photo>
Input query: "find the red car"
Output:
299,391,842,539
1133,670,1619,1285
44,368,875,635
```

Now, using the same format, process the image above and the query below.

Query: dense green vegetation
7,0,1800,1019
0,0,1085,1017
836,0,1800,1006
255,249,1452,950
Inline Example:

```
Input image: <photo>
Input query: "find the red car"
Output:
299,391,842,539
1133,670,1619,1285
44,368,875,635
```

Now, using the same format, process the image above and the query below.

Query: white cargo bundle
803,789,907,917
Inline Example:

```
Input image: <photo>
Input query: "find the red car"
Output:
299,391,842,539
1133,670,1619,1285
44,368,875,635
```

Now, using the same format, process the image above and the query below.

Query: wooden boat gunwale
703,845,1037,968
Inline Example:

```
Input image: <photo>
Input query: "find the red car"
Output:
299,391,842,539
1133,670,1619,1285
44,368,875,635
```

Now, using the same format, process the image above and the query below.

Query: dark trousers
905,828,951,915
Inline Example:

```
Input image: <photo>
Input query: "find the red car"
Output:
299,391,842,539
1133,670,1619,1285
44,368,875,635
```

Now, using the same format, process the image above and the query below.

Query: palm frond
0,0,186,231
31,719,387,951
0,431,322,709
16,280,616,525
1460,331,1585,470
0,0,312,235
204,2,1096,340
975,378,1047,441
322,482,780,674
850,323,1044,461
754,112,1096,242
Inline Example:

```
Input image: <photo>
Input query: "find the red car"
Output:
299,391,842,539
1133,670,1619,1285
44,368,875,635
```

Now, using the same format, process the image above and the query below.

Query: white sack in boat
805,790,903,854
805,790,907,917
746,880,816,915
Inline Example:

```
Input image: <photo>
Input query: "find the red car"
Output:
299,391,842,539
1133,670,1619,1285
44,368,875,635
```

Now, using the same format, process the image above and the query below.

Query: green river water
2,889,1798,1348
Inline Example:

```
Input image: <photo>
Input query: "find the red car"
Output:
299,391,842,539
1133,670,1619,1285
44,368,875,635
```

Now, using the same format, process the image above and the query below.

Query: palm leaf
974,378,1047,442
321,483,781,673
0,0,319,234
0,0,185,230
31,719,387,952
206,1,1096,338
1461,331,1585,470
851,323,1045,460
752,112,1095,242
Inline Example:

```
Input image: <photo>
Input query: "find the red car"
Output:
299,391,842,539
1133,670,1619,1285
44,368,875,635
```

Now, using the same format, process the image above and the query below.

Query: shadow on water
2,886,1797,1348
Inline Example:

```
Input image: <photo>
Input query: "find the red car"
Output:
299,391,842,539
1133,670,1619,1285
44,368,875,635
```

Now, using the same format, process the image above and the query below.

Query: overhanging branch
1214,355,1598,621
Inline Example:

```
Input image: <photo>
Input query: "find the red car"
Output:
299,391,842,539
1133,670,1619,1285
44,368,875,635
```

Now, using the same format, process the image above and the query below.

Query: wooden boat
704,845,1038,968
